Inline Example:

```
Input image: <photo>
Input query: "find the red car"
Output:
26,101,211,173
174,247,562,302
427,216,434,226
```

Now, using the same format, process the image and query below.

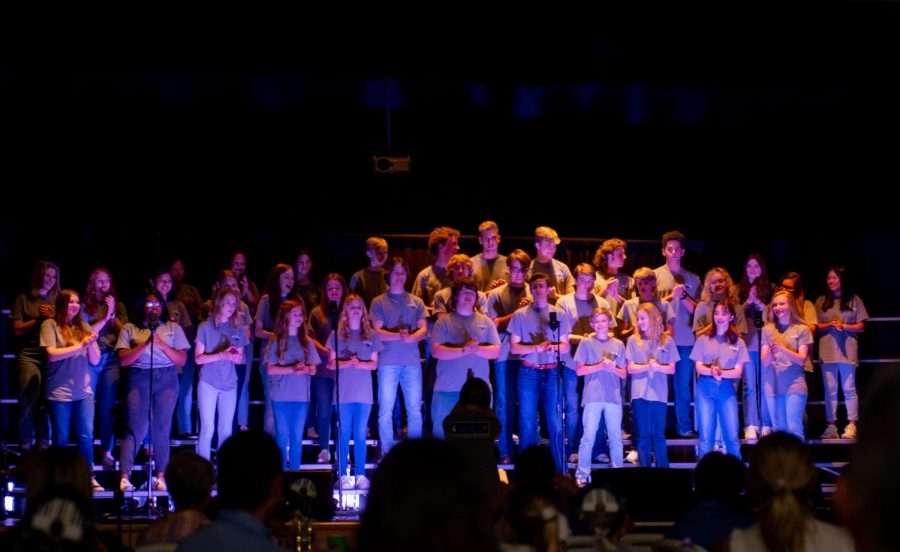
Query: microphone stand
144,314,163,517
328,304,344,510
754,305,764,437
549,313,566,473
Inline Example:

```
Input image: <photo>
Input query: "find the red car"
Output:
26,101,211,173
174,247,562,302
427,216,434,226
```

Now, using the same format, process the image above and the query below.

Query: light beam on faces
220,295,238,318
67,295,81,320
827,271,841,293
591,314,611,334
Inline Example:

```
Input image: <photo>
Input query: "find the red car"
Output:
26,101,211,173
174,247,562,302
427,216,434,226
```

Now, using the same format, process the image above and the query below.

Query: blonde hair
478,220,499,234
210,287,242,330
366,236,388,250
447,254,473,274
767,290,805,326
748,433,817,552
338,294,373,341
700,267,739,303
534,226,560,244
635,302,667,348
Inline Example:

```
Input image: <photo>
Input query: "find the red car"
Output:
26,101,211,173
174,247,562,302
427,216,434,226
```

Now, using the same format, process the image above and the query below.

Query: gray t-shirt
487,283,531,362
40,319,93,401
11,292,55,348
625,334,680,403
350,268,388,308
573,336,627,405
79,299,128,352
690,334,751,373
762,323,812,396
431,312,500,393
471,253,509,293
617,297,674,332
266,335,320,402
654,265,701,347
369,291,427,366
115,321,190,370
507,304,573,368
815,295,868,365
528,259,574,304
195,319,249,391
327,329,383,404
556,292,611,359
433,287,488,316
308,307,335,381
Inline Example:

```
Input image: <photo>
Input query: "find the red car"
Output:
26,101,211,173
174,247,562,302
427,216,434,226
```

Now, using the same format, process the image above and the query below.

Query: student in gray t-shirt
431,278,501,439
326,295,383,491
194,288,249,460
470,220,509,293
265,298,320,470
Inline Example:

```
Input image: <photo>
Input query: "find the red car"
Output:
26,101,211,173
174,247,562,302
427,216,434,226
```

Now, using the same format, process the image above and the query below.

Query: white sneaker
317,449,331,463
567,453,578,464
841,422,857,439
760,426,773,437
119,477,135,492
743,426,759,440
91,477,105,492
625,450,639,464
153,477,167,492
594,453,611,463
355,475,370,490
575,476,589,488
339,475,355,490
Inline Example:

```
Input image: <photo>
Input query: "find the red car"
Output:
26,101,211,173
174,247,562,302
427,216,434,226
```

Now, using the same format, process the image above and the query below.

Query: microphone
548,311,560,330
328,300,339,316
148,310,159,330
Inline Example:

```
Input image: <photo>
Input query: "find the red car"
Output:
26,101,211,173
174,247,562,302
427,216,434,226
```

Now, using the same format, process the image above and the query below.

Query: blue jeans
17,347,50,446
431,391,459,439
578,402,623,477
673,346,695,435
696,376,740,458
88,350,120,454
309,377,334,451
120,365,179,474
822,362,858,422
518,366,564,473
234,362,250,428
258,356,274,435
338,403,372,477
197,380,237,460
493,360,519,458
564,367,580,456
742,351,770,429
766,394,807,440
272,401,310,470
632,399,668,467
48,397,95,466
377,365,423,454
175,349,195,434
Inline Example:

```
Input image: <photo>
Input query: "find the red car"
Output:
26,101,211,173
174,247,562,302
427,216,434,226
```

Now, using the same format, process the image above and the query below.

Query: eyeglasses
145,301,161,308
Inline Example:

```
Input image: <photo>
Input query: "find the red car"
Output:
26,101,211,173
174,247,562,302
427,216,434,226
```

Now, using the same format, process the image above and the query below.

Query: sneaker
625,450,639,464
567,453,578,464
499,455,512,465
841,422,857,439
622,431,631,440
102,453,117,470
743,426,759,440
317,449,331,463
119,477,134,492
307,427,319,439
760,426,773,437
678,430,698,438
91,477,105,492
575,476,589,488
594,453,611,463
820,424,839,439
339,475,355,490
355,475,370,490
153,477,167,492
512,434,519,444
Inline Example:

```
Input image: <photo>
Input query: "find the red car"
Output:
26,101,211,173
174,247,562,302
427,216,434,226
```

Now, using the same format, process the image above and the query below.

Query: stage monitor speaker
282,469,336,522
588,468,693,522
